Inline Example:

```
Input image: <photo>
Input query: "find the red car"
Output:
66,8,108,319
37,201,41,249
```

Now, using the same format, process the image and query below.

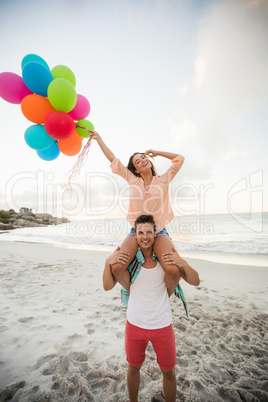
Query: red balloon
44,111,75,140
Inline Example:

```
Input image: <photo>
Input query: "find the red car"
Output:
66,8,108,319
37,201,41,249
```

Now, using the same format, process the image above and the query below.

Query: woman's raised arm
144,149,184,162
90,131,116,163
144,149,185,171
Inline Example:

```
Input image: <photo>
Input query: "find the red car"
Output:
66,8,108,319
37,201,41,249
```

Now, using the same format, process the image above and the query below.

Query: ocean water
1,212,267,267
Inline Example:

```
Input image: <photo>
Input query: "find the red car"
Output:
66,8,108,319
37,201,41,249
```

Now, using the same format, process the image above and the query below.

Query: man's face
134,222,156,251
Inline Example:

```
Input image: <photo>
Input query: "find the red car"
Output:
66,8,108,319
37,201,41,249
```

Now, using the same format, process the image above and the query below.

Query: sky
0,0,267,219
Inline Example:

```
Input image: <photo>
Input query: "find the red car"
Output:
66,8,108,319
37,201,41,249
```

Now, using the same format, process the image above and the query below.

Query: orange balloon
58,129,83,156
21,94,56,124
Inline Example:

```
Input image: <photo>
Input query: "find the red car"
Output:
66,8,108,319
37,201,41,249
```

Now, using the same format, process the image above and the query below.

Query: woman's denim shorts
128,226,170,238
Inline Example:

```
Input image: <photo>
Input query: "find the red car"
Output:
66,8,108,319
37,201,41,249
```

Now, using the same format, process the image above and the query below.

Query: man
103,214,200,402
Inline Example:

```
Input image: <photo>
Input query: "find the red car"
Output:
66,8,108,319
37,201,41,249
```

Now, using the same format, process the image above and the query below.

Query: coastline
0,240,268,401
1,232,267,268
1,211,267,269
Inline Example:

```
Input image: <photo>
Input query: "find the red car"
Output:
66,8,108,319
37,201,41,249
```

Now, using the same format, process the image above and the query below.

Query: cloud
170,118,198,146
194,56,207,88
175,84,191,96
194,0,268,118
221,148,249,161
169,0,268,180
247,0,268,10
166,117,213,182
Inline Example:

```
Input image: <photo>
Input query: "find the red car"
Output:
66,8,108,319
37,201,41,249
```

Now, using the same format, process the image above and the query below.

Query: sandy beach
0,240,268,401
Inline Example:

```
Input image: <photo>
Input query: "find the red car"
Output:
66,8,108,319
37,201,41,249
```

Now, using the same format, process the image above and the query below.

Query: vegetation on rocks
0,208,70,231
0,209,17,223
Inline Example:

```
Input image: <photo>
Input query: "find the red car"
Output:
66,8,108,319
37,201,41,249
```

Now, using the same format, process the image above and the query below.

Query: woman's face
132,153,151,175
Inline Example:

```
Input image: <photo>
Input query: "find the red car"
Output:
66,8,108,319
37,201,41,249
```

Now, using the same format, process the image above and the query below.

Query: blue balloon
24,125,54,151
21,54,50,70
37,141,60,161
22,61,53,96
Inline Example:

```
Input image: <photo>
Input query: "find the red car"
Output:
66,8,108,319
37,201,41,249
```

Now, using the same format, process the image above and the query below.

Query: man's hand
162,247,184,267
106,246,130,266
163,247,200,286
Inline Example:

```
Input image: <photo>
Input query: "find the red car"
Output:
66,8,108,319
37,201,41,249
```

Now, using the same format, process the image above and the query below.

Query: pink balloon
0,72,32,104
68,94,90,120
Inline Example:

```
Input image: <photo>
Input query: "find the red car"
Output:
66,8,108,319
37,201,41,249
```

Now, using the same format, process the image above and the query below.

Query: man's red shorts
125,320,176,371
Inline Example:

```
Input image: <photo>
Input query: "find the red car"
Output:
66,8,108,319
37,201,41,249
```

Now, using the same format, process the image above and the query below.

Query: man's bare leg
127,364,141,402
161,368,176,402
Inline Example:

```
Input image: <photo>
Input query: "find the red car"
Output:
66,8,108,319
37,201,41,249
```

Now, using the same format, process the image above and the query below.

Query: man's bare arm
162,248,200,286
103,260,117,291
103,247,130,291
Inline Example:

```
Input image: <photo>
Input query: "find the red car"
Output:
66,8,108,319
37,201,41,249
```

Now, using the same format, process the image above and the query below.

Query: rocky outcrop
0,209,70,231
0,222,15,230
21,215,35,221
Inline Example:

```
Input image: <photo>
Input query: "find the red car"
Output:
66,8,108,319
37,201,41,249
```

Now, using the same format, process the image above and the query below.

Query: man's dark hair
134,214,156,233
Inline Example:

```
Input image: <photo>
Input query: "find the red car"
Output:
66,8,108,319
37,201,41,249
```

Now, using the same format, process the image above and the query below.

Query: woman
90,131,185,295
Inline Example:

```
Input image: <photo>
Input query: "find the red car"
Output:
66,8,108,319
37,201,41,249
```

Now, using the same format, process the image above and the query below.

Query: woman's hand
144,149,158,157
106,246,130,266
145,150,183,162
88,130,101,141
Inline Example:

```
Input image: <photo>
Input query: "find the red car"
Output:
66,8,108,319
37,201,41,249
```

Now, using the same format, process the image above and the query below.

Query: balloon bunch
0,54,94,161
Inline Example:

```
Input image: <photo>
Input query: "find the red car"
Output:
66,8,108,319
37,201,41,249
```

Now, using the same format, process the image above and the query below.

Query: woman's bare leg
153,236,180,296
111,235,138,291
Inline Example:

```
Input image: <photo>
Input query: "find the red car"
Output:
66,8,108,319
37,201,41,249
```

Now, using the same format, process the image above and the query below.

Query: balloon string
63,125,93,194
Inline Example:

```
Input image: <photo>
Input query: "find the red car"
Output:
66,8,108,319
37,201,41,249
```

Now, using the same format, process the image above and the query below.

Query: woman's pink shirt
110,156,181,233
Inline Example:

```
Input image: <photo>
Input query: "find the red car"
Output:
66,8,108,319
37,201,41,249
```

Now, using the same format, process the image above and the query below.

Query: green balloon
48,78,77,113
76,119,95,138
51,65,76,87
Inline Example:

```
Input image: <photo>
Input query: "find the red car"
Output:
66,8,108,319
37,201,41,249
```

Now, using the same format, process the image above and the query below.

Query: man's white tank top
127,262,172,329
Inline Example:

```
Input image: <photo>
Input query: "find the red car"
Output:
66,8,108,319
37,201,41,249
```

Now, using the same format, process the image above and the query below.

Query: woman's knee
153,236,175,264
111,261,128,276
111,236,138,276
161,262,180,280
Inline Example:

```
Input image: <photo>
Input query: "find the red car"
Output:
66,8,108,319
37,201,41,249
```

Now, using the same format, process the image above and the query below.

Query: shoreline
1,236,267,267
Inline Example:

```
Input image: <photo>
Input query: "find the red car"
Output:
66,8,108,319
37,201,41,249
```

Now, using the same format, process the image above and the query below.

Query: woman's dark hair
127,152,157,177
134,214,156,233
